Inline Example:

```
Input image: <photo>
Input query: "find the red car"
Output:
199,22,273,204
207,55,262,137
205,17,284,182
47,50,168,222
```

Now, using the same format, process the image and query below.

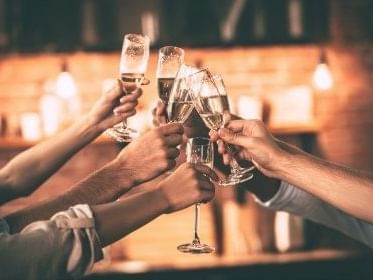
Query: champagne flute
156,46,185,105
193,73,255,186
166,64,201,124
106,33,150,142
165,64,202,174
177,137,215,254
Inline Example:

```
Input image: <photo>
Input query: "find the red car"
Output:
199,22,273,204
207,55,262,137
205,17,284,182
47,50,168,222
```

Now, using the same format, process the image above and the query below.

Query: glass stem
193,203,201,244
121,119,128,129
230,158,242,176
224,142,243,175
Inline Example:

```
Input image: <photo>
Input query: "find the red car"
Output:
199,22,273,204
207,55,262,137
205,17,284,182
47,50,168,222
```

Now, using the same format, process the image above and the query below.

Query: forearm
259,182,373,248
276,141,373,223
5,160,134,233
92,187,167,246
0,115,103,202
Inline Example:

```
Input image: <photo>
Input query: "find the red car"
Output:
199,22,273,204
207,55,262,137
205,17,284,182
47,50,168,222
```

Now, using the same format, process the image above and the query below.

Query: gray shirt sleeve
255,182,373,249
0,204,103,280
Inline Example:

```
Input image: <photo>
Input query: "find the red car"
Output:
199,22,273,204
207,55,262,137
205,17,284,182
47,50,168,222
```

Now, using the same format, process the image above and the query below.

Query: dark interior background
0,0,330,52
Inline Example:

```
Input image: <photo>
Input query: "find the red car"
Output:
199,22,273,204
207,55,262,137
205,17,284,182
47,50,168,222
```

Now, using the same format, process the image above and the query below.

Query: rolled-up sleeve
254,182,373,249
0,204,103,280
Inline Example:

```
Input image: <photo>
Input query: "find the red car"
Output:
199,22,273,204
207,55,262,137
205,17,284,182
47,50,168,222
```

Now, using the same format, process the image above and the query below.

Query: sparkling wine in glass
106,34,150,142
177,137,215,254
166,64,201,124
156,46,184,105
193,73,255,186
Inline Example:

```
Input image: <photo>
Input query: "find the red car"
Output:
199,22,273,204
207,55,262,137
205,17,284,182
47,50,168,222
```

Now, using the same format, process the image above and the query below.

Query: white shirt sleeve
0,204,103,280
255,182,373,249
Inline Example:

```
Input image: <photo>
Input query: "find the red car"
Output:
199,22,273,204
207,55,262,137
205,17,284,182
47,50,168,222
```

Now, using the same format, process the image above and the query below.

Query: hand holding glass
177,137,215,254
106,33,150,142
192,72,255,186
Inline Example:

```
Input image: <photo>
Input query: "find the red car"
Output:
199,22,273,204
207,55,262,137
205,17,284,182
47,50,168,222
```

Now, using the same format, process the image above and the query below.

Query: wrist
273,142,300,181
151,185,171,215
71,114,103,142
104,159,136,196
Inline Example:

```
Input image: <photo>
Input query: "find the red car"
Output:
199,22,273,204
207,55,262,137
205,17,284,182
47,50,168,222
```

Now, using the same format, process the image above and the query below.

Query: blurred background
0,0,372,279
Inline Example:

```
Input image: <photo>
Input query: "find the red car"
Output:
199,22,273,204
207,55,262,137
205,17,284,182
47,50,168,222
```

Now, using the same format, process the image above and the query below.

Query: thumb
218,128,249,148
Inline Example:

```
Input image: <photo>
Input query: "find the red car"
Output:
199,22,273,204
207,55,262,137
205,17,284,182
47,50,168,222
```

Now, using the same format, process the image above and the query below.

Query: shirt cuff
0,218,10,233
254,181,296,210
50,204,104,276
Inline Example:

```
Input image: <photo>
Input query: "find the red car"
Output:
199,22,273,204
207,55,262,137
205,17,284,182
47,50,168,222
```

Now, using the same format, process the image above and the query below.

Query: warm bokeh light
312,63,333,91
20,112,42,141
55,71,78,99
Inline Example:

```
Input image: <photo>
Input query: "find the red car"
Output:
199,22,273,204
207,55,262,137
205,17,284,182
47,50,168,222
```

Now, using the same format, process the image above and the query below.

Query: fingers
119,88,142,103
121,81,138,93
196,170,216,203
113,90,141,116
164,134,183,147
155,101,166,116
113,101,138,116
166,147,180,159
193,164,219,183
225,119,262,134
159,122,184,136
184,163,215,203
200,188,215,204
104,79,123,101
141,78,151,85
209,130,219,141
218,128,249,147
223,152,232,165
114,109,136,119
152,101,167,126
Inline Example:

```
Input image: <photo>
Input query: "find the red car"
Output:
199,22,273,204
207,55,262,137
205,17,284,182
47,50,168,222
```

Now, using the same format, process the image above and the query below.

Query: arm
93,163,216,246
0,81,141,203
276,141,373,224
5,123,185,233
259,181,373,249
212,119,373,224
0,163,216,280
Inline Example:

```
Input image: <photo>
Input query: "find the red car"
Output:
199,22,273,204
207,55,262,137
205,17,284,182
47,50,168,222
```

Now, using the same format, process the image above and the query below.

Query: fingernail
113,109,120,116
120,97,126,103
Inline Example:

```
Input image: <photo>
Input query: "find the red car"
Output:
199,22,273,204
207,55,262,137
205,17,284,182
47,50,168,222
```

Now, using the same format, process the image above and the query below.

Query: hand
158,163,217,214
152,101,168,127
115,123,184,185
210,119,287,178
151,102,208,141
87,79,142,132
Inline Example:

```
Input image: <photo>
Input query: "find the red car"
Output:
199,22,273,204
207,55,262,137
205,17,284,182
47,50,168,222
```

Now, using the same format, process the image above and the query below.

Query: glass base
177,242,214,254
105,125,139,143
219,171,254,186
